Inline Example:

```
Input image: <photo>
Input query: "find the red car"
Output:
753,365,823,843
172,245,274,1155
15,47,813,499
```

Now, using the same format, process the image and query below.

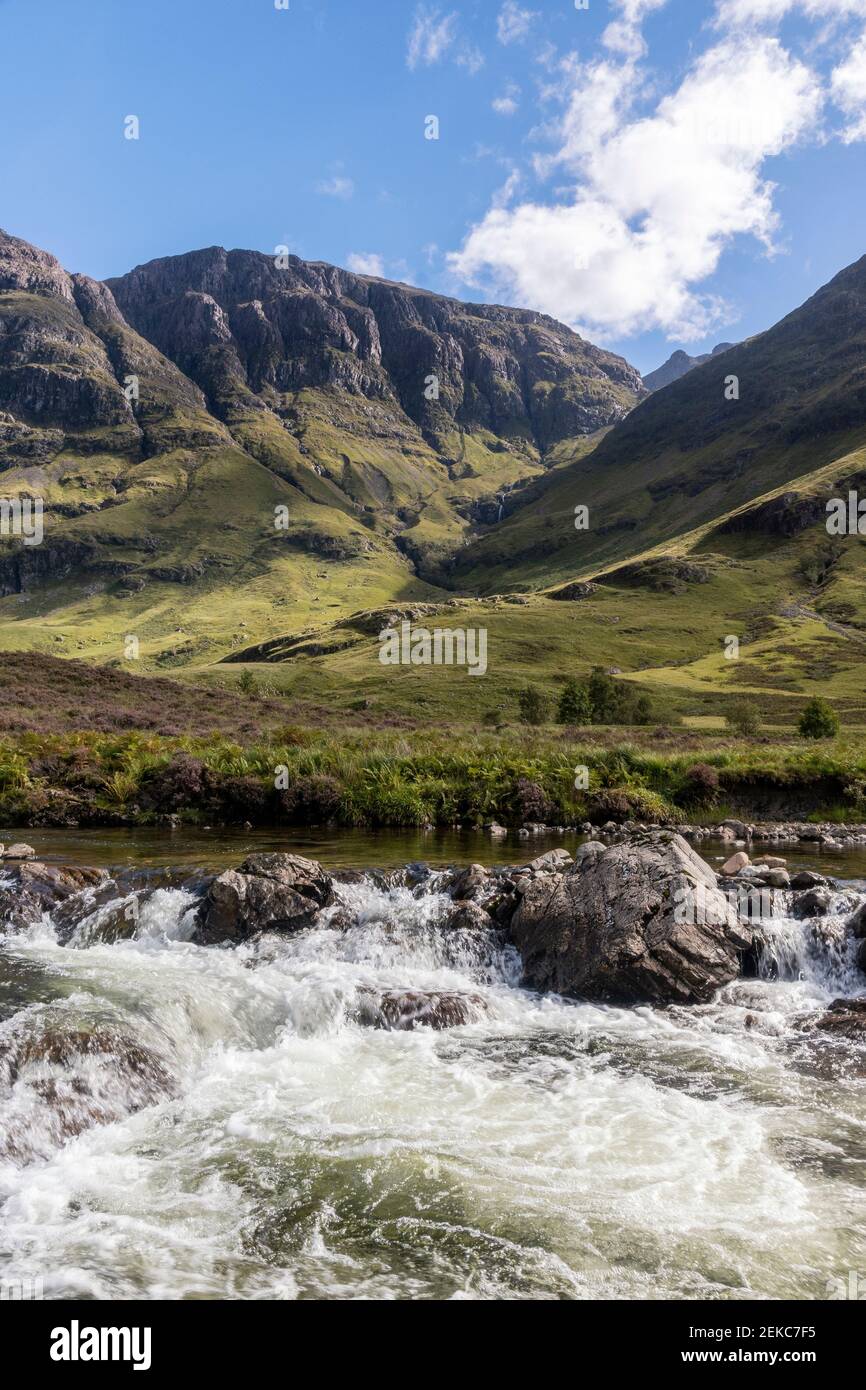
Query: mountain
452,255,866,591
0,229,643,672
2,228,866,731
642,343,735,393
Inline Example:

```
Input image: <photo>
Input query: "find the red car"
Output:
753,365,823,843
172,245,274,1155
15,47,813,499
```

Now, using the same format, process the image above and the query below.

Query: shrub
511,776,555,825
681,762,720,806
238,670,257,696
557,679,591,725
279,773,343,823
138,754,212,811
587,667,619,722
518,686,549,726
585,786,673,825
633,694,654,725
798,697,840,740
0,750,31,792
727,700,761,737
217,775,272,822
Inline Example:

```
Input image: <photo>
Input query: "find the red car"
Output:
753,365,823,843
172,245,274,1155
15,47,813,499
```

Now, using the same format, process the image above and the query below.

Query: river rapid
1,828,865,1301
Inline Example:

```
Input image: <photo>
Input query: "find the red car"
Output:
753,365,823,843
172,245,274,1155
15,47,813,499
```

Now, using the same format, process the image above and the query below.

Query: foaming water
0,867,864,1301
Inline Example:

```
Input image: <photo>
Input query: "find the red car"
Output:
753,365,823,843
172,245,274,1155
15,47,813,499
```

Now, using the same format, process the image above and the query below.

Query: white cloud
347,252,387,277
406,6,458,70
449,35,822,340
832,30,866,139
492,168,523,209
456,43,485,75
717,0,866,21
316,176,354,199
713,0,866,142
492,83,521,115
497,1,536,45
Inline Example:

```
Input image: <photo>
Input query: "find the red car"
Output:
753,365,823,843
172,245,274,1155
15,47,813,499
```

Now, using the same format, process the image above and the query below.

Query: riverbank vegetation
2,725,866,831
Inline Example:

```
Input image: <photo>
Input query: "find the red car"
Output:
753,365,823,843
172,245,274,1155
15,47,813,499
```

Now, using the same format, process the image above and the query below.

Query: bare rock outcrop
195,852,334,943
510,831,751,1005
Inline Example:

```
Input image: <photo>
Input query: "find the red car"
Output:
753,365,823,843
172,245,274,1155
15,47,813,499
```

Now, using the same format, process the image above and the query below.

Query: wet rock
484,823,507,838
0,860,108,931
439,900,495,933
0,1022,174,1162
814,998,866,1042
2,843,36,860
448,863,489,901
754,855,787,868
574,840,607,865
526,849,573,873
721,851,749,875
195,853,334,944
791,871,828,890
846,901,866,938
720,820,750,840
399,861,430,888
763,869,791,889
791,888,832,919
510,831,751,1005
355,989,487,1031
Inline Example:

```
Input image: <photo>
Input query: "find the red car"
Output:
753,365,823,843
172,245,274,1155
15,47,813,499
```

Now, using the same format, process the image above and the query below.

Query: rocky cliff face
107,247,644,451
0,231,136,443
0,227,648,645
0,230,216,456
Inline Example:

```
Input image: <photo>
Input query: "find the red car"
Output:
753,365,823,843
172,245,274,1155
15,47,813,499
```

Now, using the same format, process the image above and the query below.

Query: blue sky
1,0,865,373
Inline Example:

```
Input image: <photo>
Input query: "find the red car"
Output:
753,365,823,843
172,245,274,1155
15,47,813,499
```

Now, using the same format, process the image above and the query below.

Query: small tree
587,666,620,723
238,669,257,697
727,700,761,737
518,685,548,726
798,697,839,740
633,694,654,725
557,679,591,725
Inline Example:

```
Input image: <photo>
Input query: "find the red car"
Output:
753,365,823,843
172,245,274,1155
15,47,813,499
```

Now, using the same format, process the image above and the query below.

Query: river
1,828,865,1300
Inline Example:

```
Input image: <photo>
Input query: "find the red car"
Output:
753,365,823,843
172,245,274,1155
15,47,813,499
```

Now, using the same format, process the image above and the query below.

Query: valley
1,228,866,761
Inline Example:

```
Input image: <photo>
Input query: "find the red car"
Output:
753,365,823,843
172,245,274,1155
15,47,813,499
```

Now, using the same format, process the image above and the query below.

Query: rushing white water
0,871,865,1301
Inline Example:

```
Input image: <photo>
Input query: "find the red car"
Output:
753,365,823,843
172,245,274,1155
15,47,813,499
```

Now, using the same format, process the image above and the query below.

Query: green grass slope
453,254,866,592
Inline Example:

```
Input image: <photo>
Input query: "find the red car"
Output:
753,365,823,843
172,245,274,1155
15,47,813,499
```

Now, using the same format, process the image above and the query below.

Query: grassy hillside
453,254,866,592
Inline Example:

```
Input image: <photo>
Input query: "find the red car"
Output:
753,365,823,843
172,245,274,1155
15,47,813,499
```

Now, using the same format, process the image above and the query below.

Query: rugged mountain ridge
106,247,643,453
0,226,644,665
642,342,735,393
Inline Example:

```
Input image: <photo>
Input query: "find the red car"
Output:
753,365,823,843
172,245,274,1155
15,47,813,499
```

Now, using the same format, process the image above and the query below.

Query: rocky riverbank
498,816,866,848
2,831,863,1026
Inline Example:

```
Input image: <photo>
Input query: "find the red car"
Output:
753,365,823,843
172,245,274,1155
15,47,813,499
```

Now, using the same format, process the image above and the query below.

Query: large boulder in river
195,853,334,944
510,831,751,1005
